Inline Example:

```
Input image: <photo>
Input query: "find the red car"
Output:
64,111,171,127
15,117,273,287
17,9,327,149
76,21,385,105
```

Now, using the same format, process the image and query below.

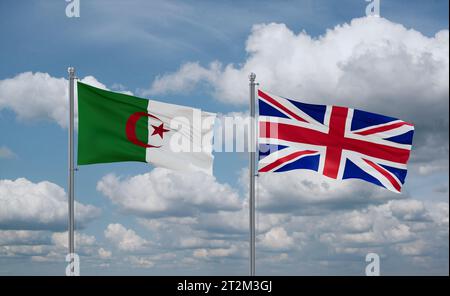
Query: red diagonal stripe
259,150,317,173
355,121,414,136
258,90,307,122
363,159,402,192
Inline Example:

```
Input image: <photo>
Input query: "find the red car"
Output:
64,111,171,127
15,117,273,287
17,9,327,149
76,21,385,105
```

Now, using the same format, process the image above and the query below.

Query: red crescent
125,112,162,148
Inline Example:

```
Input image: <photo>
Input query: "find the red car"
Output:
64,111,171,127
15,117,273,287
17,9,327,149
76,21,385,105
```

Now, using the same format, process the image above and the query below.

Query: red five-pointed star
151,123,170,139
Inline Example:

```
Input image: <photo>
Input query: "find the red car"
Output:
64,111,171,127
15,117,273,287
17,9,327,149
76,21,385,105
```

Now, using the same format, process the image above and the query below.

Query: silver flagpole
68,67,75,276
249,73,256,276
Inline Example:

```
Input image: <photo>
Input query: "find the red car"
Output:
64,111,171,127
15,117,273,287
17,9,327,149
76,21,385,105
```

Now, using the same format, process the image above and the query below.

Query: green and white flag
77,82,216,174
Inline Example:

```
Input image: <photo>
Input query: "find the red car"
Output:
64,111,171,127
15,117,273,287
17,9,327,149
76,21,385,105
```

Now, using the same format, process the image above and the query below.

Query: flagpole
249,73,256,276
68,67,75,276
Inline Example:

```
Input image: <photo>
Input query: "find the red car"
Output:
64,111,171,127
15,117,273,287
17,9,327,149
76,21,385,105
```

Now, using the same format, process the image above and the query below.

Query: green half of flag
77,82,149,165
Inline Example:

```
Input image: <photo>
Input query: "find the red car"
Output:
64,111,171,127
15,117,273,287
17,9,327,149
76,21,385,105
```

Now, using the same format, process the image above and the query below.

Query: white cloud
104,223,148,252
196,206,286,235
395,240,429,256
0,245,49,257
147,61,222,96
260,227,294,250
148,17,449,171
94,165,447,273
149,17,448,110
97,168,241,218
51,231,96,250
389,199,431,222
126,255,155,268
0,230,50,246
427,202,449,227
310,200,443,251
0,146,16,159
193,246,237,258
338,211,373,233
98,247,112,259
0,178,100,230
253,169,402,214
125,252,177,269
0,72,68,127
0,230,97,260
0,72,116,128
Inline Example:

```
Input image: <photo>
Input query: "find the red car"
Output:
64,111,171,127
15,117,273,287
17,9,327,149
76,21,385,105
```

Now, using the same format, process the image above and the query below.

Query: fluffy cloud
253,169,403,215
0,230,98,261
104,223,149,252
131,197,448,274
148,17,449,172
126,255,155,268
0,72,110,128
195,207,286,236
0,178,100,230
149,17,448,112
93,164,447,273
147,61,222,96
45,231,99,259
254,200,448,274
98,248,112,259
51,231,96,249
97,168,241,218
260,227,294,251
0,72,68,127
193,246,238,259
0,230,50,246
389,199,431,222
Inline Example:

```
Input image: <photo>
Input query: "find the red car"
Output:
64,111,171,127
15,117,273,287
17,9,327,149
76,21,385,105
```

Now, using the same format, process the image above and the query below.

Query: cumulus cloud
300,200,446,255
51,231,96,249
93,164,447,273
97,168,241,218
148,17,449,171
0,245,50,257
193,246,238,259
0,230,98,261
126,255,155,268
147,61,222,96
98,247,112,259
195,206,286,236
0,230,50,246
0,178,100,230
104,223,149,252
253,169,403,215
149,17,448,112
260,227,294,251
0,72,68,127
134,196,447,273
0,72,120,128
389,199,431,222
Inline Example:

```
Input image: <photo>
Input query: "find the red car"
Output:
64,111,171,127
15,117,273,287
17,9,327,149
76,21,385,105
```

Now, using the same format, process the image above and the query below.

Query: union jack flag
258,90,415,193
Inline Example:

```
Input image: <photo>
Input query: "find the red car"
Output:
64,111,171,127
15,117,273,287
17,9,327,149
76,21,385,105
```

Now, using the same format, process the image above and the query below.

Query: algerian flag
77,82,216,174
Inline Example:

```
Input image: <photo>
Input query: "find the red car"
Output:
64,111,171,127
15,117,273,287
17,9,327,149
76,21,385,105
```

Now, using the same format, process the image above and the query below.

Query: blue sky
0,0,449,275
